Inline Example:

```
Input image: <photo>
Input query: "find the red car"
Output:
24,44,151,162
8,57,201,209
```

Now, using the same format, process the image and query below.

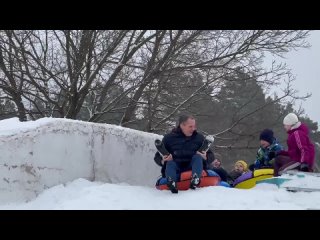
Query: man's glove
154,152,163,166
300,163,309,172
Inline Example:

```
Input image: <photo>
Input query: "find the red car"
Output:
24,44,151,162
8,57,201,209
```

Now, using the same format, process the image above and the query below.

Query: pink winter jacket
279,123,315,168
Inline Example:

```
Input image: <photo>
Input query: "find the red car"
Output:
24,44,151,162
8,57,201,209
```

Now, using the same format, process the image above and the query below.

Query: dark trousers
165,154,203,182
274,155,300,176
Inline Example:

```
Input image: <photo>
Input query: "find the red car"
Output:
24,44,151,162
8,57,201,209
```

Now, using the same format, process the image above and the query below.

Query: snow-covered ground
0,178,320,210
0,117,320,209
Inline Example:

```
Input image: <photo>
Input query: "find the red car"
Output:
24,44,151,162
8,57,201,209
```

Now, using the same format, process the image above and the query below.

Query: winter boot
190,173,201,190
167,177,178,194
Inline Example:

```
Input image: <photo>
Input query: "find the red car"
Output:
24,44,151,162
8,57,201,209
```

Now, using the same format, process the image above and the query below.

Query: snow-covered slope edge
0,118,160,204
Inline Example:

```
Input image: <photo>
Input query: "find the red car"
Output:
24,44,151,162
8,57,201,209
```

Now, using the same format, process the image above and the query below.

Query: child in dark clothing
208,153,229,182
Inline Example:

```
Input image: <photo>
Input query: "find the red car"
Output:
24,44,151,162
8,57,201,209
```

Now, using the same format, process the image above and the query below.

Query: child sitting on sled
227,160,248,185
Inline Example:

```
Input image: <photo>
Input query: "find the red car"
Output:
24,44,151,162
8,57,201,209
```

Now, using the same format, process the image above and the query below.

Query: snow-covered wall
0,118,161,204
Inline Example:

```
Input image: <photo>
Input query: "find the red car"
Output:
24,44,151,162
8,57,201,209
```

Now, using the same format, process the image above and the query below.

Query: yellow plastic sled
233,168,274,189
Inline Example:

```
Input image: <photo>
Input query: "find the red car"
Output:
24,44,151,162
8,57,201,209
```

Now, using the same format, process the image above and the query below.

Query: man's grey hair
177,115,195,127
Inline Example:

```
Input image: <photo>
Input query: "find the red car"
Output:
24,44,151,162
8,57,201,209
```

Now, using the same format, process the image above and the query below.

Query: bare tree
0,30,134,119
0,30,311,130
0,30,28,121
128,30,310,132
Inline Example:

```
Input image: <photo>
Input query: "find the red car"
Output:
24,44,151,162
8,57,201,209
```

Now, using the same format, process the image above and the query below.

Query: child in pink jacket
274,113,315,176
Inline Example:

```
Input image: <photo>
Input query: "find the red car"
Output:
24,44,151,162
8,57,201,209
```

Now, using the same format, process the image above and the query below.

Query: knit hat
236,160,248,171
283,113,299,126
259,129,274,144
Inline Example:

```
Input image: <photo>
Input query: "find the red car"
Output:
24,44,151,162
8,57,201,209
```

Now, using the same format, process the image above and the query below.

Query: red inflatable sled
156,170,220,191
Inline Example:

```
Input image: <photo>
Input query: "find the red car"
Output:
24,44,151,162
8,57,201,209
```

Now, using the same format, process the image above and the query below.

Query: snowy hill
0,178,320,210
1,117,320,209
0,117,160,204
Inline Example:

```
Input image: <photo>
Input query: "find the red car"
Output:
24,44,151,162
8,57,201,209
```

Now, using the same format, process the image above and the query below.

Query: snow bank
0,117,161,204
280,173,320,189
1,178,320,210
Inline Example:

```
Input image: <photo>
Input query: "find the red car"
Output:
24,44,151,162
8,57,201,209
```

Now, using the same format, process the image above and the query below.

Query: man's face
180,118,196,137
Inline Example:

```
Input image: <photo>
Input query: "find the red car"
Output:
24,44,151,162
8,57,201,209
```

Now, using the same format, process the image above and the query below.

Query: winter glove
300,163,309,172
154,152,163,166
268,151,276,160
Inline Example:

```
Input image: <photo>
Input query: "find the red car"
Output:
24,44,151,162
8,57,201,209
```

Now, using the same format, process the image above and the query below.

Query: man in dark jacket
154,115,215,193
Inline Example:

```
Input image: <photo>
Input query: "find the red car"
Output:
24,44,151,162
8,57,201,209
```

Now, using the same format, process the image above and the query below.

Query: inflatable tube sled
156,170,221,191
219,181,231,187
233,168,274,189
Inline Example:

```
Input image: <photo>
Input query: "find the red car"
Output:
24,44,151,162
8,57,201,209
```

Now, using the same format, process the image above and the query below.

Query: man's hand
197,151,207,160
161,154,173,165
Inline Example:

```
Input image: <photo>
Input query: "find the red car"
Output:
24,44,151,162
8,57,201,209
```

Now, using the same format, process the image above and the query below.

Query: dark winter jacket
154,127,214,176
254,138,283,169
279,123,315,168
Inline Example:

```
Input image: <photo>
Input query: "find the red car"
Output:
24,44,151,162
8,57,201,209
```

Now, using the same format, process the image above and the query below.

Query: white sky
265,30,320,126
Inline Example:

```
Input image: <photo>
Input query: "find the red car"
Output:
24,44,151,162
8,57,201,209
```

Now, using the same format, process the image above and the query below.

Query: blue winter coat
254,138,283,169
